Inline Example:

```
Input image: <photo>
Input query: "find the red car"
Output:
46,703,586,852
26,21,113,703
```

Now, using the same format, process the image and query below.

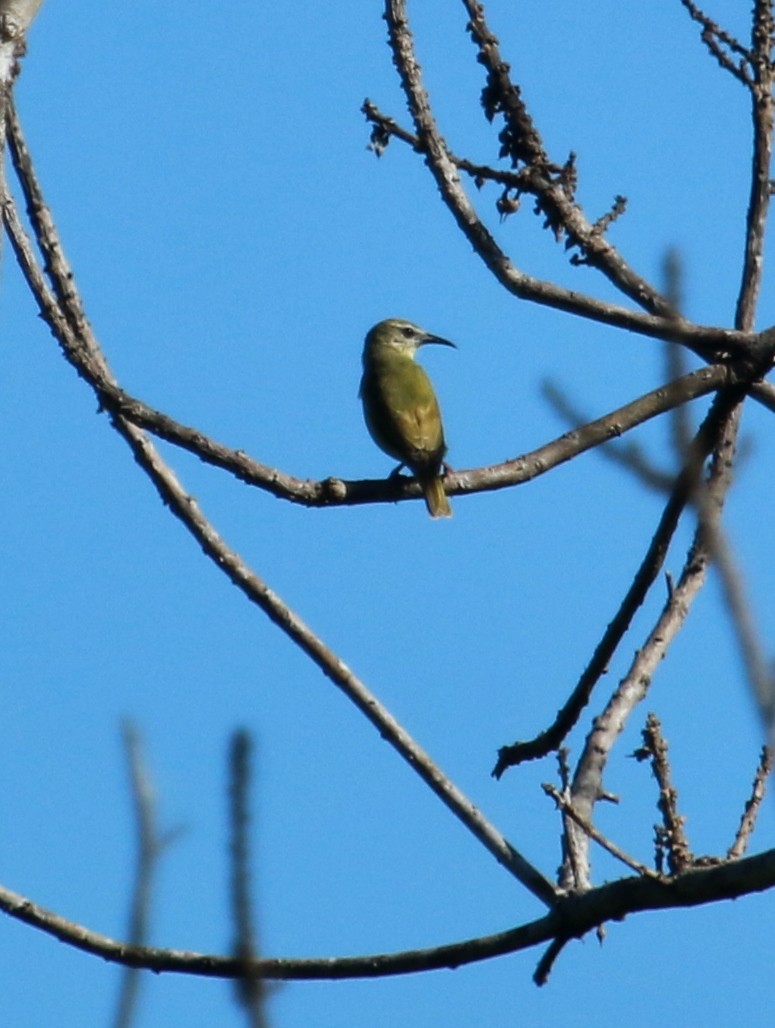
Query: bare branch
382,1,752,358
458,365,733,496
461,0,675,313
112,414,557,903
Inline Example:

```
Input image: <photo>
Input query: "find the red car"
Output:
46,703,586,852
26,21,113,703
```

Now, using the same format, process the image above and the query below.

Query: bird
359,317,455,518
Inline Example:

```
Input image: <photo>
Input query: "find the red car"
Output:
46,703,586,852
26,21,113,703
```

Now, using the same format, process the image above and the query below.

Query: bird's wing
365,363,445,468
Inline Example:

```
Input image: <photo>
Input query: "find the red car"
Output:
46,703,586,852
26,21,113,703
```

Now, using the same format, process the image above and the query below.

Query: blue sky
3,1,775,1025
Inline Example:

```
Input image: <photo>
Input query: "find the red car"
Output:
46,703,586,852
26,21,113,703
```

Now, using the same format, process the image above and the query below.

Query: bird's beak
421,333,457,349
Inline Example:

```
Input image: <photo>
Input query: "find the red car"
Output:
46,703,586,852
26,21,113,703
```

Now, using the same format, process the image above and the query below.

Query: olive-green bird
360,317,455,518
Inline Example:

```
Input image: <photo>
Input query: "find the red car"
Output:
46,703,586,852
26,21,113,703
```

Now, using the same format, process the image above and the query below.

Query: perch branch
3,113,556,907
2,849,775,980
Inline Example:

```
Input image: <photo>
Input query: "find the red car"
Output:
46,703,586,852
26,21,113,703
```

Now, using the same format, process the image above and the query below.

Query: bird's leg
388,462,409,479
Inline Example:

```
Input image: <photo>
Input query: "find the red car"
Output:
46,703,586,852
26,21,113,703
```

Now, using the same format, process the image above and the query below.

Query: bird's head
363,318,456,362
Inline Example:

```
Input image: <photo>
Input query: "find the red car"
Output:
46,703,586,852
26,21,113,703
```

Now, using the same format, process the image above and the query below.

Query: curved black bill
422,333,457,349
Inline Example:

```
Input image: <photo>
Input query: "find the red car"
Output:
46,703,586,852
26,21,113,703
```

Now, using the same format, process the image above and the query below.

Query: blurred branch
0,0,43,40
541,379,675,493
662,249,695,459
114,723,179,1028
698,501,775,728
493,390,737,774
228,731,270,1028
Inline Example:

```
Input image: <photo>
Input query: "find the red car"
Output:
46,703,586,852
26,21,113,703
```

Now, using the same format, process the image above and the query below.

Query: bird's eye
401,327,414,338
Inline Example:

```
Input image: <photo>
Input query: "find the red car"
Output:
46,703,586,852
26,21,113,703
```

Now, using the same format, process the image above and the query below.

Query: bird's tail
422,475,452,519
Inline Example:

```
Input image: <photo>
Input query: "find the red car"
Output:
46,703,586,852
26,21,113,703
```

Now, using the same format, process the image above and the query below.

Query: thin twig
363,97,534,191
543,783,660,879
114,723,179,1028
553,751,585,893
679,0,753,84
728,746,774,859
735,2,775,331
634,714,693,875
